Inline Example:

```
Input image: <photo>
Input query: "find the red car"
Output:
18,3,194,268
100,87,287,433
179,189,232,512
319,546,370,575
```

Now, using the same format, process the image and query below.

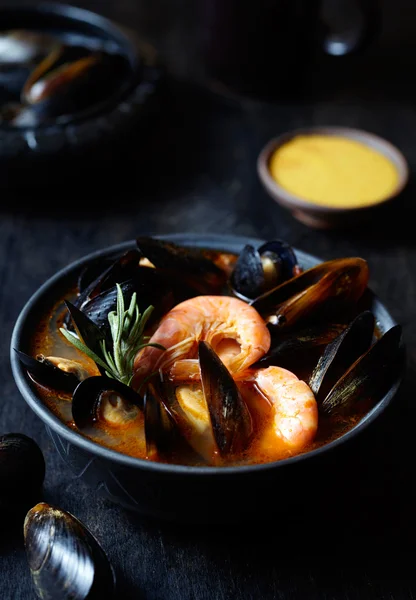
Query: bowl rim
10,232,403,476
257,125,410,215
0,1,146,131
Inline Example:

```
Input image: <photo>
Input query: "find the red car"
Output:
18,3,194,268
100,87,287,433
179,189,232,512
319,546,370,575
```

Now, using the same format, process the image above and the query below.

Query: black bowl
10,233,404,523
0,2,165,188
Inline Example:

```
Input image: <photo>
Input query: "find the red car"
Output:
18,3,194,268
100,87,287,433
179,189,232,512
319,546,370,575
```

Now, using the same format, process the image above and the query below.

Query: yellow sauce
269,134,400,208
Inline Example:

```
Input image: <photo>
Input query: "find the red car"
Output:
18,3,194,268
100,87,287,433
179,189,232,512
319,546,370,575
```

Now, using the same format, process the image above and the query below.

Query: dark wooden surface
1,1,416,598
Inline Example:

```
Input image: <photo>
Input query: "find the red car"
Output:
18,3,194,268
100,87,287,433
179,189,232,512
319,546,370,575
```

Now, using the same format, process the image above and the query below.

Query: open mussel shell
199,341,253,456
66,256,200,336
230,239,300,300
24,502,116,600
0,433,45,513
252,323,346,370
252,257,369,332
75,250,141,310
157,374,218,464
136,236,228,294
76,252,130,295
320,324,404,416
76,273,182,337
64,250,142,330
309,311,375,403
15,350,81,393
72,376,143,431
143,382,178,459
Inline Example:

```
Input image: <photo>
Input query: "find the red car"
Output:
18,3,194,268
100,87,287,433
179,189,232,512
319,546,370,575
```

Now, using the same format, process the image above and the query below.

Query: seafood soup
19,237,403,467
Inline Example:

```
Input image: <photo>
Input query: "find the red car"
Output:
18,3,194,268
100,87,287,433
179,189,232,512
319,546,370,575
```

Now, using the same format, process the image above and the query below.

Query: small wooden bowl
257,127,409,229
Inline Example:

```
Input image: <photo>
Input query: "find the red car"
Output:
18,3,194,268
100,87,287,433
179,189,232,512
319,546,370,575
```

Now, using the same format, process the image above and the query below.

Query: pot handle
322,0,382,56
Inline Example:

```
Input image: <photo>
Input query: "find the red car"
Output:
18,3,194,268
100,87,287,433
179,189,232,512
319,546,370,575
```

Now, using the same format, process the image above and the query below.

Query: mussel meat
0,433,45,512
251,257,369,331
71,376,143,430
230,239,301,300
165,341,253,463
72,376,178,460
15,350,88,393
24,502,116,600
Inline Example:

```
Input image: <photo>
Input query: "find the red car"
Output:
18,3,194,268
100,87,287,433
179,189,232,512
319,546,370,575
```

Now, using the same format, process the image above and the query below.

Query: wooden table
1,1,416,598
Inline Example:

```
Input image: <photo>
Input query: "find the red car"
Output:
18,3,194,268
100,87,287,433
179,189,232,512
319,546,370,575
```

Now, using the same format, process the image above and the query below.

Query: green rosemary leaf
115,283,124,346
61,284,166,388
108,311,118,343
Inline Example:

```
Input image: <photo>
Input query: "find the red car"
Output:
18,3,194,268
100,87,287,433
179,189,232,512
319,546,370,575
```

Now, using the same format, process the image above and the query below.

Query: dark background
1,1,416,599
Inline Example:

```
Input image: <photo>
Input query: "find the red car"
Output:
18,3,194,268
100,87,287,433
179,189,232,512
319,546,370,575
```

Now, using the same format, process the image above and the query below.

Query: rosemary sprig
60,283,165,386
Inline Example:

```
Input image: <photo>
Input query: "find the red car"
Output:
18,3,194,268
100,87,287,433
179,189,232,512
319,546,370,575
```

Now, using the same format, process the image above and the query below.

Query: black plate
10,233,404,522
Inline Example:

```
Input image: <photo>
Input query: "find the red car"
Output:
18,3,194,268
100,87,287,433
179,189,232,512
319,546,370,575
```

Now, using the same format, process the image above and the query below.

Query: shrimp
252,366,318,458
132,295,271,389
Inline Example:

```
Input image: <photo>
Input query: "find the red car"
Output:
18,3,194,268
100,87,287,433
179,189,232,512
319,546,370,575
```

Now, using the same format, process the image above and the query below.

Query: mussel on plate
24,502,116,600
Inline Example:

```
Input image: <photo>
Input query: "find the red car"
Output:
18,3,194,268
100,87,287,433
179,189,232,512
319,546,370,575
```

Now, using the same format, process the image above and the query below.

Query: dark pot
0,2,165,190
10,233,404,524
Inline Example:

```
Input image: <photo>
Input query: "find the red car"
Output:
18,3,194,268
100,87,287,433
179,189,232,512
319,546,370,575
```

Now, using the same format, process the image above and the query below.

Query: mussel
15,350,89,393
251,257,369,331
24,502,116,600
75,250,142,308
164,341,253,463
136,236,228,294
309,311,375,403
230,239,301,300
71,376,143,430
143,382,178,459
0,28,131,128
252,322,347,370
0,433,45,512
72,376,177,460
65,249,205,335
310,320,404,416
62,300,109,375
21,45,106,119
